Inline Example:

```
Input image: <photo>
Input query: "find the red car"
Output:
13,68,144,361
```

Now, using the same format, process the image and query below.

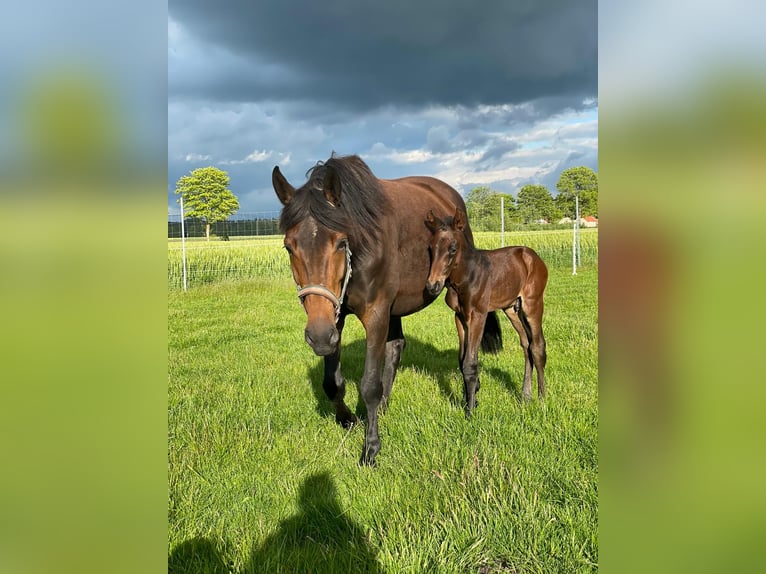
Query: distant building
558,215,597,227
581,216,598,228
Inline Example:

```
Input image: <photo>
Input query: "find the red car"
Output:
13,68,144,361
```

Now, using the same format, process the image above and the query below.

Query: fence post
572,220,577,275
575,194,581,266
500,195,505,247
180,196,188,292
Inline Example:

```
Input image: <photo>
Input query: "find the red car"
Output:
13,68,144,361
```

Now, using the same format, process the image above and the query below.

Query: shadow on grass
169,472,383,573
306,334,469,423
303,324,532,423
482,364,524,403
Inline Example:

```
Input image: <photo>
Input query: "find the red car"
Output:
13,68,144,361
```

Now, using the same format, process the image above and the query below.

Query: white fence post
500,195,505,247
572,220,577,275
180,196,188,292
575,194,581,266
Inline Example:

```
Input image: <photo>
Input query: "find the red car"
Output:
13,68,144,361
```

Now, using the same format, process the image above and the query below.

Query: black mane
279,154,389,259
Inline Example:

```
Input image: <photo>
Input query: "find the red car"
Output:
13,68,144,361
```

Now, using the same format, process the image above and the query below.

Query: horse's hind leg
521,296,547,399
381,316,406,412
504,299,534,400
322,314,358,428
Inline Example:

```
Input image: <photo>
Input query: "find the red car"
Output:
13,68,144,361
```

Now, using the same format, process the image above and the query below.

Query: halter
295,239,352,323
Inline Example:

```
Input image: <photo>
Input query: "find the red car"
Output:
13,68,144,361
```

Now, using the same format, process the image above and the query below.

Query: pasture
168,230,597,573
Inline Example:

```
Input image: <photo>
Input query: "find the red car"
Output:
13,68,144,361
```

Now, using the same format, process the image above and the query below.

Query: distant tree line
171,164,597,238
464,166,598,231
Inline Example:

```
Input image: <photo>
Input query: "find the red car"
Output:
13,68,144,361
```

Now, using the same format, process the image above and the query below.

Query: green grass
167,229,597,290
168,256,598,572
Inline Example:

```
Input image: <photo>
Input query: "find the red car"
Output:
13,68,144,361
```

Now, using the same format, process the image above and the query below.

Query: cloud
168,1,597,212
169,0,596,112
221,149,274,165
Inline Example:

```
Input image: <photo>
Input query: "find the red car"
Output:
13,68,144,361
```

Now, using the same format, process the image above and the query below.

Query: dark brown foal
425,208,548,415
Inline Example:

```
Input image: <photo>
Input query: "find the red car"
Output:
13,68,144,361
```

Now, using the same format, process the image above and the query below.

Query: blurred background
0,1,166,574
600,0,766,571
1,0,765,572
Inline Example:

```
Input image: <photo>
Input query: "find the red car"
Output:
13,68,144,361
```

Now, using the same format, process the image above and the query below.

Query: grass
168,241,598,573
167,229,597,290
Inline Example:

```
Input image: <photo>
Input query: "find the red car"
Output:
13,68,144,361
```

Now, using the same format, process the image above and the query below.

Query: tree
464,186,516,231
175,167,240,241
516,184,560,224
555,166,598,218
464,186,495,231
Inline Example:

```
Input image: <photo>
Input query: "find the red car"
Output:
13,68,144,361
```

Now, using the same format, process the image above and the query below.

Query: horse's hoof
358,455,377,467
336,412,359,429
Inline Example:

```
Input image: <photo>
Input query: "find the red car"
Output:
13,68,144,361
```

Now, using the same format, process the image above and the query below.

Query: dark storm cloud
169,0,596,112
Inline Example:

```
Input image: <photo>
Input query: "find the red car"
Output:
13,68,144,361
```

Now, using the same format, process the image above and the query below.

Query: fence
168,211,281,240
168,209,597,290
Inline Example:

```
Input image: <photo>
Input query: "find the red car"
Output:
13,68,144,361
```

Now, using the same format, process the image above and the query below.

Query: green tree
175,167,240,241
464,186,494,231
516,184,560,224
464,186,516,231
555,166,598,218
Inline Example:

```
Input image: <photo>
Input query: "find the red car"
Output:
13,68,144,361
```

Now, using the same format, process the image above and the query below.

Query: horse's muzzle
426,280,444,297
304,325,340,356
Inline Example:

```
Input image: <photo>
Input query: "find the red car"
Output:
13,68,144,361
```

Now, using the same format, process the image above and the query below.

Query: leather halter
295,239,352,323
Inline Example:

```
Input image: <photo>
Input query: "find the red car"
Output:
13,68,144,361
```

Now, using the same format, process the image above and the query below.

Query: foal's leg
445,287,466,370
358,312,389,466
504,301,534,401
462,310,488,418
322,313,358,428
380,315,405,412
522,296,547,398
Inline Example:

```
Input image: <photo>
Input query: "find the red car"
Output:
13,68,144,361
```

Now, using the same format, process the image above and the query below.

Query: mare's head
274,155,386,355
424,208,467,296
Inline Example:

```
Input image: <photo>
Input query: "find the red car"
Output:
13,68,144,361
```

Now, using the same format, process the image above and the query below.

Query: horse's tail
481,311,503,354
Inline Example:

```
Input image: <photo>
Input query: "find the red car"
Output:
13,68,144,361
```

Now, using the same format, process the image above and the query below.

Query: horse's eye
336,239,347,251
284,245,293,255
448,242,457,255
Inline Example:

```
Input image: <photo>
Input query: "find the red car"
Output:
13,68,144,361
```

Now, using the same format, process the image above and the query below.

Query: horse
273,154,502,466
424,208,548,416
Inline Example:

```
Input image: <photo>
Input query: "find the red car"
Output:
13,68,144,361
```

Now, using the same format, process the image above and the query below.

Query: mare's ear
322,166,341,206
454,208,467,231
272,166,295,206
425,210,439,232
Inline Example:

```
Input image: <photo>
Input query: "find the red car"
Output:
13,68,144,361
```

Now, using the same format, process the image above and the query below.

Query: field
168,229,598,289
168,230,598,573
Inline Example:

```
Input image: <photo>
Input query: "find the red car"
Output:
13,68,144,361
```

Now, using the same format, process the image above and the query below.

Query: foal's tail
481,311,503,354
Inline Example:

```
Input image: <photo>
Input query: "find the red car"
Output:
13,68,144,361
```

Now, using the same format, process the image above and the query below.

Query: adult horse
273,154,501,466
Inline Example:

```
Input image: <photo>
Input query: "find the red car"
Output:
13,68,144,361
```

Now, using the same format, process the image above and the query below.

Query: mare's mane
279,154,389,259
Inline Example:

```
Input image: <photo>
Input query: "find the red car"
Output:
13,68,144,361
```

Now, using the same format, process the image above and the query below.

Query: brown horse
425,208,548,415
273,154,502,466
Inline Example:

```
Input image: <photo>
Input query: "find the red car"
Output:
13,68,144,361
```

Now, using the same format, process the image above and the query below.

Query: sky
168,0,597,215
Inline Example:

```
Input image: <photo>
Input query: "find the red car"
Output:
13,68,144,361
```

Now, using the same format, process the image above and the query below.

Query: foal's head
424,208,467,296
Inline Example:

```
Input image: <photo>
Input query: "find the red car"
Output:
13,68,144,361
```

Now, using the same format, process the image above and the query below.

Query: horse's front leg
462,310,488,418
445,287,466,370
321,313,358,428
380,315,405,412
359,313,389,466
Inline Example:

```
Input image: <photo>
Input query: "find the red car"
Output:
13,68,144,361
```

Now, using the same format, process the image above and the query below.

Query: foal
425,208,548,415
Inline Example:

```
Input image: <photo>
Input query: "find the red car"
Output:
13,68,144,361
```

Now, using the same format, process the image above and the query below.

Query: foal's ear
322,165,341,207
453,208,467,231
272,166,295,206
425,210,439,232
